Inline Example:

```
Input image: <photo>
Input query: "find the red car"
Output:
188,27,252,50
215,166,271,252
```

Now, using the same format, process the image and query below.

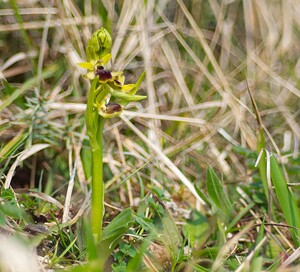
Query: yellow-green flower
77,28,146,119
78,55,144,97
97,101,123,118
77,53,112,80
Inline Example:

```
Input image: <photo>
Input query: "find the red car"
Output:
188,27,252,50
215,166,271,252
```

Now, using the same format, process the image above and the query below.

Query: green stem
86,79,106,241
91,116,105,241
86,80,100,150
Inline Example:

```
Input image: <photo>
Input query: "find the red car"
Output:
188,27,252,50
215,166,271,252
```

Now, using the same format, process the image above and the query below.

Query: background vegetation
0,0,300,271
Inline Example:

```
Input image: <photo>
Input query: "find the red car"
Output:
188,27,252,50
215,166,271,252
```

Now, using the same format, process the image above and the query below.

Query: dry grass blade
62,160,77,223
280,247,300,269
14,189,64,209
47,102,207,125
1,0,300,270
160,40,196,114
211,221,255,272
234,236,267,272
250,52,300,98
121,115,205,206
4,144,50,189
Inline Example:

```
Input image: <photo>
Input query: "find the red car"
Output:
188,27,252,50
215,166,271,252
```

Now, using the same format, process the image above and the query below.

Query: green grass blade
0,131,27,163
51,238,77,266
226,202,255,233
257,130,268,200
0,65,58,113
246,81,268,200
127,234,154,271
250,257,263,272
254,221,265,257
206,167,232,220
270,155,300,246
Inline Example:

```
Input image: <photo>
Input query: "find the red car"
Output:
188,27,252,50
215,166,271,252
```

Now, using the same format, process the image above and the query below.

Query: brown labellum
105,102,122,114
95,66,112,81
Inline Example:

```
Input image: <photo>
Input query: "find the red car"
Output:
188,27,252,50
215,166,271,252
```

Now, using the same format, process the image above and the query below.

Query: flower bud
96,28,112,52
87,27,112,61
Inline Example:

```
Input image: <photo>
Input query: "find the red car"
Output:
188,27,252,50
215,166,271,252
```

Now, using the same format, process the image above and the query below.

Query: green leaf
81,139,92,180
0,212,6,225
0,202,29,221
182,210,209,248
86,46,97,62
134,216,153,231
194,183,210,205
0,80,25,108
158,210,182,255
253,221,265,259
270,155,300,246
232,145,257,158
226,202,255,233
101,53,112,65
134,203,182,258
206,167,232,220
101,208,134,241
250,257,263,272
96,208,135,267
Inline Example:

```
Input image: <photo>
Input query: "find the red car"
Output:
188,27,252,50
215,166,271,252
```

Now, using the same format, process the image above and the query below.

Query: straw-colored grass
0,0,300,271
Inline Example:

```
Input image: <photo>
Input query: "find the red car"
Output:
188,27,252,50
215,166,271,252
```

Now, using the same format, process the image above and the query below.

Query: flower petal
77,62,94,70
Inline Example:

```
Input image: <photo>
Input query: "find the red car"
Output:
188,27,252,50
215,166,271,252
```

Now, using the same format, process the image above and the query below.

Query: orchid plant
78,27,145,241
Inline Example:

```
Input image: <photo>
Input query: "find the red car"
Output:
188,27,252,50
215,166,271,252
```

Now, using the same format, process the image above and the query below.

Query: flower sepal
77,61,95,70
109,88,147,101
